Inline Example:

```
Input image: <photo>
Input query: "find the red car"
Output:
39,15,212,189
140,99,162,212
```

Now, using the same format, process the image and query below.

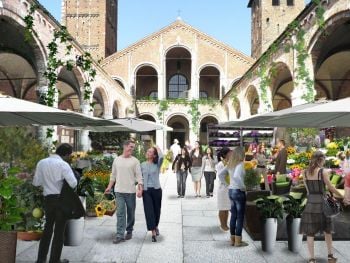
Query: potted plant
16,178,45,241
283,195,306,252
0,175,24,262
244,161,260,191
255,196,284,253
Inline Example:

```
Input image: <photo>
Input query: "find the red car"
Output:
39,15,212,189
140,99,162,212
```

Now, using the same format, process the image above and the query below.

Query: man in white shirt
170,138,181,161
33,143,77,263
105,140,143,244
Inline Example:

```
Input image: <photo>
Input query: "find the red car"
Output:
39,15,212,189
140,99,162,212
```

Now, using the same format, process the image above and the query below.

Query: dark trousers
204,171,216,196
37,195,67,263
176,170,188,196
228,189,246,236
142,188,162,231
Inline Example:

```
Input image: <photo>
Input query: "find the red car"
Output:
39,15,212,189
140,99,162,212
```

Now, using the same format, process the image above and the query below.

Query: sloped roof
102,19,254,66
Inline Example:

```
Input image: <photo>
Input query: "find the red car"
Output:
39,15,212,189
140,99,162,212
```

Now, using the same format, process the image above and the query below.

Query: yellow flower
287,146,296,155
326,142,338,149
244,161,254,170
95,204,106,217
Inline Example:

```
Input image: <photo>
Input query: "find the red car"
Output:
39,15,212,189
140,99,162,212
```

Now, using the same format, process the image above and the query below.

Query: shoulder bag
318,169,341,218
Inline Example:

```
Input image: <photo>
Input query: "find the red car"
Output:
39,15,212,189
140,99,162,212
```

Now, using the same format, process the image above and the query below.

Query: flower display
83,169,111,189
71,151,89,162
244,161,259,190
326,142,338,150
287,146,296,155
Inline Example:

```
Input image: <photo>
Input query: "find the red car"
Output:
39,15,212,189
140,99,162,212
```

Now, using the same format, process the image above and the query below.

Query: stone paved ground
16,171,350,263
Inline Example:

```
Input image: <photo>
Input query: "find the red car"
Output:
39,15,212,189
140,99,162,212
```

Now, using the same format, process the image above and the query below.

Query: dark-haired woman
202,147,217,197
300,151,343,263
190,141,203,197
172,147,191,198
141,146,163,242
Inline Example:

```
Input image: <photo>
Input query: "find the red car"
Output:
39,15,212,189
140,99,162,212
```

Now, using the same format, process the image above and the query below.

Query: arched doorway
139,114,156,146
166,115,189,148
246,85,259,115
136,65,158,99
270,62,293,110
200,116,219,145
311,13,350,137
166,47,191,99
199,66,220,99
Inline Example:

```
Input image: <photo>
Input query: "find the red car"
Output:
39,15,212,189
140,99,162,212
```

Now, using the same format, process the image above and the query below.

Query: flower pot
64,196,85,246
261,218,277,253
0,231,17,263
17,231,43,241
286,217,303,252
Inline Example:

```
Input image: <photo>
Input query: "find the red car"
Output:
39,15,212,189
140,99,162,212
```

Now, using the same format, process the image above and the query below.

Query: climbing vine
312,0,326,30
153,98,219,135
24,4,97,139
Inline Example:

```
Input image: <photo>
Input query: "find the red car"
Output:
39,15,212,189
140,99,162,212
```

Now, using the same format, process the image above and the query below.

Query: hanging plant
188,100,200,136
23,4,38,42
312,0,326,30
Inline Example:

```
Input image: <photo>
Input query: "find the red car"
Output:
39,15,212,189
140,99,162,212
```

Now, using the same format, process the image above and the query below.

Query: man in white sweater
105,140,143,244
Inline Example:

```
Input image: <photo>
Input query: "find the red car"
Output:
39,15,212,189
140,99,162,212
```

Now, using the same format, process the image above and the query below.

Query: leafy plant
244,168,260,190
255,196,284,220
77,176,95,197
283,195,305,219
0,175,24,230
16,179,44,231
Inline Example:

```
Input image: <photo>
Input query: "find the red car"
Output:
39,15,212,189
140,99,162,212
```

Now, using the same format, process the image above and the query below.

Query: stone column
79,101,91,151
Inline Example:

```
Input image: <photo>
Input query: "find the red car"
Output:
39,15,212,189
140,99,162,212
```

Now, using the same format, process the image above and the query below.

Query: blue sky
38,0,310,56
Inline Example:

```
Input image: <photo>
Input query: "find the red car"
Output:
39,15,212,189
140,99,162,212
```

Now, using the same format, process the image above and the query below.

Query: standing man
105,140,143,244
275,139,287,175
170,138,181,162
33,143,77,263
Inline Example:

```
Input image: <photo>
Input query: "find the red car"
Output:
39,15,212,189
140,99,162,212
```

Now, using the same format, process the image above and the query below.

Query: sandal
328,254,337,263
308,259,316,263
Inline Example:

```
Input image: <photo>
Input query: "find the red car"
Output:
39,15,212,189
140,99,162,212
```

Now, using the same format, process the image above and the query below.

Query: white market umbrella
221,100,329,128
263,97,350,128
0,95,115,127
85,118,173,132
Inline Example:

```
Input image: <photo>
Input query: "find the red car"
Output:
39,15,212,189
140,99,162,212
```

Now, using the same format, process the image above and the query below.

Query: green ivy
24,4,97,139
312,0,326,30
153,98,219,135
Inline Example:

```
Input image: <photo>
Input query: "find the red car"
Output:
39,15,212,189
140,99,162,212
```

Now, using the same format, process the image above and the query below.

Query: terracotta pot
0,231,17,263
17,231,43,241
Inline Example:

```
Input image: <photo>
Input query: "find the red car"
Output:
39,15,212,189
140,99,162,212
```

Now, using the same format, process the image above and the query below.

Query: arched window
168,74,189,98
287,0,294,6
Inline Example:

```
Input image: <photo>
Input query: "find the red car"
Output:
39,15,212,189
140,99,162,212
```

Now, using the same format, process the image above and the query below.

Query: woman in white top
218,146,248,247
201,147,217,198
216,147,232,231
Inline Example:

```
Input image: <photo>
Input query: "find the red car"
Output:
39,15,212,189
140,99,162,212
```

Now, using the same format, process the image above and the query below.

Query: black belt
44,194,60,199
257,165,266,168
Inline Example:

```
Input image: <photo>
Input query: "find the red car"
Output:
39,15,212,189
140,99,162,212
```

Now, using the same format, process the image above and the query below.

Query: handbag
318,169,341,218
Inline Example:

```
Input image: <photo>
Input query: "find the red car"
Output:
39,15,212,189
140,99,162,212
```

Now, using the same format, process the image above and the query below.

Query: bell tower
248,0,305,59
62,0,118,61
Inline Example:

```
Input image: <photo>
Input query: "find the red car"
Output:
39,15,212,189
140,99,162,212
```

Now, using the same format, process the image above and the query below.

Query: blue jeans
228,189,246,236
176,170,188,196
115,192,136,238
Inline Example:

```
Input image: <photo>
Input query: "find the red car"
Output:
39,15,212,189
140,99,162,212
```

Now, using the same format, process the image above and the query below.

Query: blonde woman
300,151,343,263
216,147,232,231
218,146,248,247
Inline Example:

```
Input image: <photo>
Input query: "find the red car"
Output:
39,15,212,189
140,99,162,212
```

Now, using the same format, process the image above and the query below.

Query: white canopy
263,97,350,128
85,118,173,132
0,95,116,127
222,100,327,128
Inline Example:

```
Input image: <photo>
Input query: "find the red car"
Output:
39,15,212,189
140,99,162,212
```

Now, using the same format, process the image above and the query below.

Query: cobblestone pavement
16,171,350,263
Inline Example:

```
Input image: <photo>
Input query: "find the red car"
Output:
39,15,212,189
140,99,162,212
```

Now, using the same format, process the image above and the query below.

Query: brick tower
62,0,118,60
248,0,305,59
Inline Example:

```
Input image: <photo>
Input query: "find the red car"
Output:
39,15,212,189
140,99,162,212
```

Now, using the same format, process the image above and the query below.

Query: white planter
261,218,277,253
64,196,86,246
286,217,303,253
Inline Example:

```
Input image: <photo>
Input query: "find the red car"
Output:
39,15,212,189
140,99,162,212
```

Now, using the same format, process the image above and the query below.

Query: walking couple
105,140,163,243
